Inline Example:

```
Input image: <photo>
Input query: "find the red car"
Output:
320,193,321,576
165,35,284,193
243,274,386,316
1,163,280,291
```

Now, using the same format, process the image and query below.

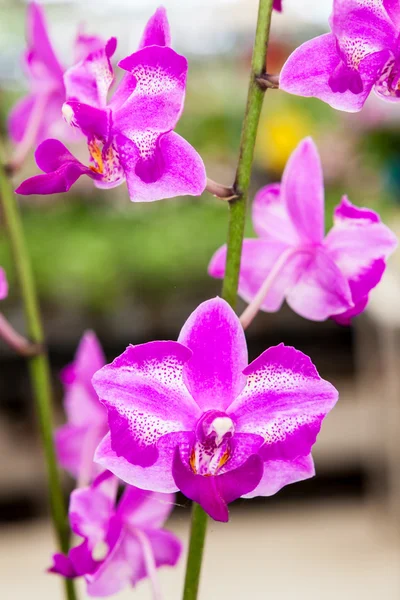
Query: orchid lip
190,411,236,476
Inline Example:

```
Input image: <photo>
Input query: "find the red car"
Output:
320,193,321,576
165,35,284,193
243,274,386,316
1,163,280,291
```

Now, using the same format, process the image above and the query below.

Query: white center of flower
92,540,109,561
62,103,75,126
210,416,235,446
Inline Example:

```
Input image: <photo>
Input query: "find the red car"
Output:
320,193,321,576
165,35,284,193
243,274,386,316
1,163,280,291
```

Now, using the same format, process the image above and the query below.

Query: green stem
222,0,274,309
182,2,274,599
182,503,208,600
0,157,77,600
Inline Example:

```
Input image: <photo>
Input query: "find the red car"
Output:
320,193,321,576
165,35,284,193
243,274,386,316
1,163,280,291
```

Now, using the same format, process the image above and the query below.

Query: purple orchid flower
273,0,283,11
92,297,338,523
8,2,103,169
209,138,397,325
55,331,108,486
50,471,181,597
280,0,400,112
16,7,206,202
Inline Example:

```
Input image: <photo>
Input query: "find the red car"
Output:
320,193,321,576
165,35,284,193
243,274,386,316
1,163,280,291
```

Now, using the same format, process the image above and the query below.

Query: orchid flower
16,7,206,202
55,331,108,486
0,269,8,301
280,0,400,112
273,0,283,11
209,138,397,325
50,471,181,597
8,2,103,170
92,297,338,523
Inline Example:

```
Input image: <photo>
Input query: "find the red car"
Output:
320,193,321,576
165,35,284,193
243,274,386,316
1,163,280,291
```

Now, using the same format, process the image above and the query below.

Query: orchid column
182,1,275,598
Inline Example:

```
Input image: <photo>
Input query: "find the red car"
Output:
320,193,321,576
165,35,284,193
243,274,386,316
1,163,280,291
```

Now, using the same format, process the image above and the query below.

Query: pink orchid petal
139,6,171,49
95,432,186,493
117,131,206,202
286,249,353,321
117,487,175,529
252,183,301,244
8,94,37,144
228,344,338,461
178,297,247,411
273,0,283,11
384,0,400,26
142,528,182,573
281,137,325,244
280,34,390,112
243,454,315,498
27,2,64,81
64,38,116,107
49,553,77,578
85,534,128,597
92,342,199,467
69,471,118,542
74,32,105,64
0,269,8,301
62,101,111,142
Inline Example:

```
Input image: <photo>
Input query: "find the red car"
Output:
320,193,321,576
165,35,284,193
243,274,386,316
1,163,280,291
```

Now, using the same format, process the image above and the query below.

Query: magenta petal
324,196,397,298
252,183,301,244
95,432,185,493
117,131,206,202
64,38,116,107
55,424,92,479
143,528,182,573
92,341,199,467
85,535,128,597
178,298,248,411
117,486,175,529
69,471,117,541
69,540,98,577
7,94,36,144
280,34,388,112
286,249,353,321
62,102,111,142
273,0,282,11
172,449,263,522
0,268,8,301
116,46,187,136
281,138,324,244
243,455,315,498
139,6,171,49
49,553,77,578
27,2,64,81
16,139,95,196
229,344,338,460
74,32,105,63
384,0,400,27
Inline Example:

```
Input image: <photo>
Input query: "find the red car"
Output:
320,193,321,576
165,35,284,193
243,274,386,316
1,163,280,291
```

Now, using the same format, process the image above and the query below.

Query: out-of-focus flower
55,331,107,486
209,138,397,324
92,297,338,522
8,2,103,169
0,269,8,301
273,0,283,11
50,471,181,597
280,0,400,112
16,7,206,202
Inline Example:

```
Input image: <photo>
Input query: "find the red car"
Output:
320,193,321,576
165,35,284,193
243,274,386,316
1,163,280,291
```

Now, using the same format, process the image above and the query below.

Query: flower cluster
280,0,400,111
15,6,206,202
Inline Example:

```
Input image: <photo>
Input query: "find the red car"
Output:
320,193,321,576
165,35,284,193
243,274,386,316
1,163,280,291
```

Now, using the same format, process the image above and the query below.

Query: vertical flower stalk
182,1,274,598
0,152,76,600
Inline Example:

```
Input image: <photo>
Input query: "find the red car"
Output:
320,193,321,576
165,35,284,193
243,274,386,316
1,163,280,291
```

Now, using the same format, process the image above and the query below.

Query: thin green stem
222,0,274,309
0,155,77,600
182,2,274,599
182,503,208,600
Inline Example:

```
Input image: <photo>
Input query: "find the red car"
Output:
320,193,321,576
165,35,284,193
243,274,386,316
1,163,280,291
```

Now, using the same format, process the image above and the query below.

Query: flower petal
62,102,111,142
117,486,175,529
286,249,353,321
92,342,199,467
55,424,92,478
324,196,397,289
172,449,263,522
384,0,400,26
116,131,206,202
143,528,182,573
15,139,95,196
73,31,105,63
7,94,36,144
280,33,389,112
252,183,301,244
139,6,171,49
64,38,116,107
49,553,77,578
228,344,338,460
85,534,129,597
0,268,8,301
281,138,325,244
208,240,307,313
27,2,64,81
243,455,315,498
273,0,283,11
177,298,247,412
95,431,187,493
115,46,187,138
69,471,118,542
